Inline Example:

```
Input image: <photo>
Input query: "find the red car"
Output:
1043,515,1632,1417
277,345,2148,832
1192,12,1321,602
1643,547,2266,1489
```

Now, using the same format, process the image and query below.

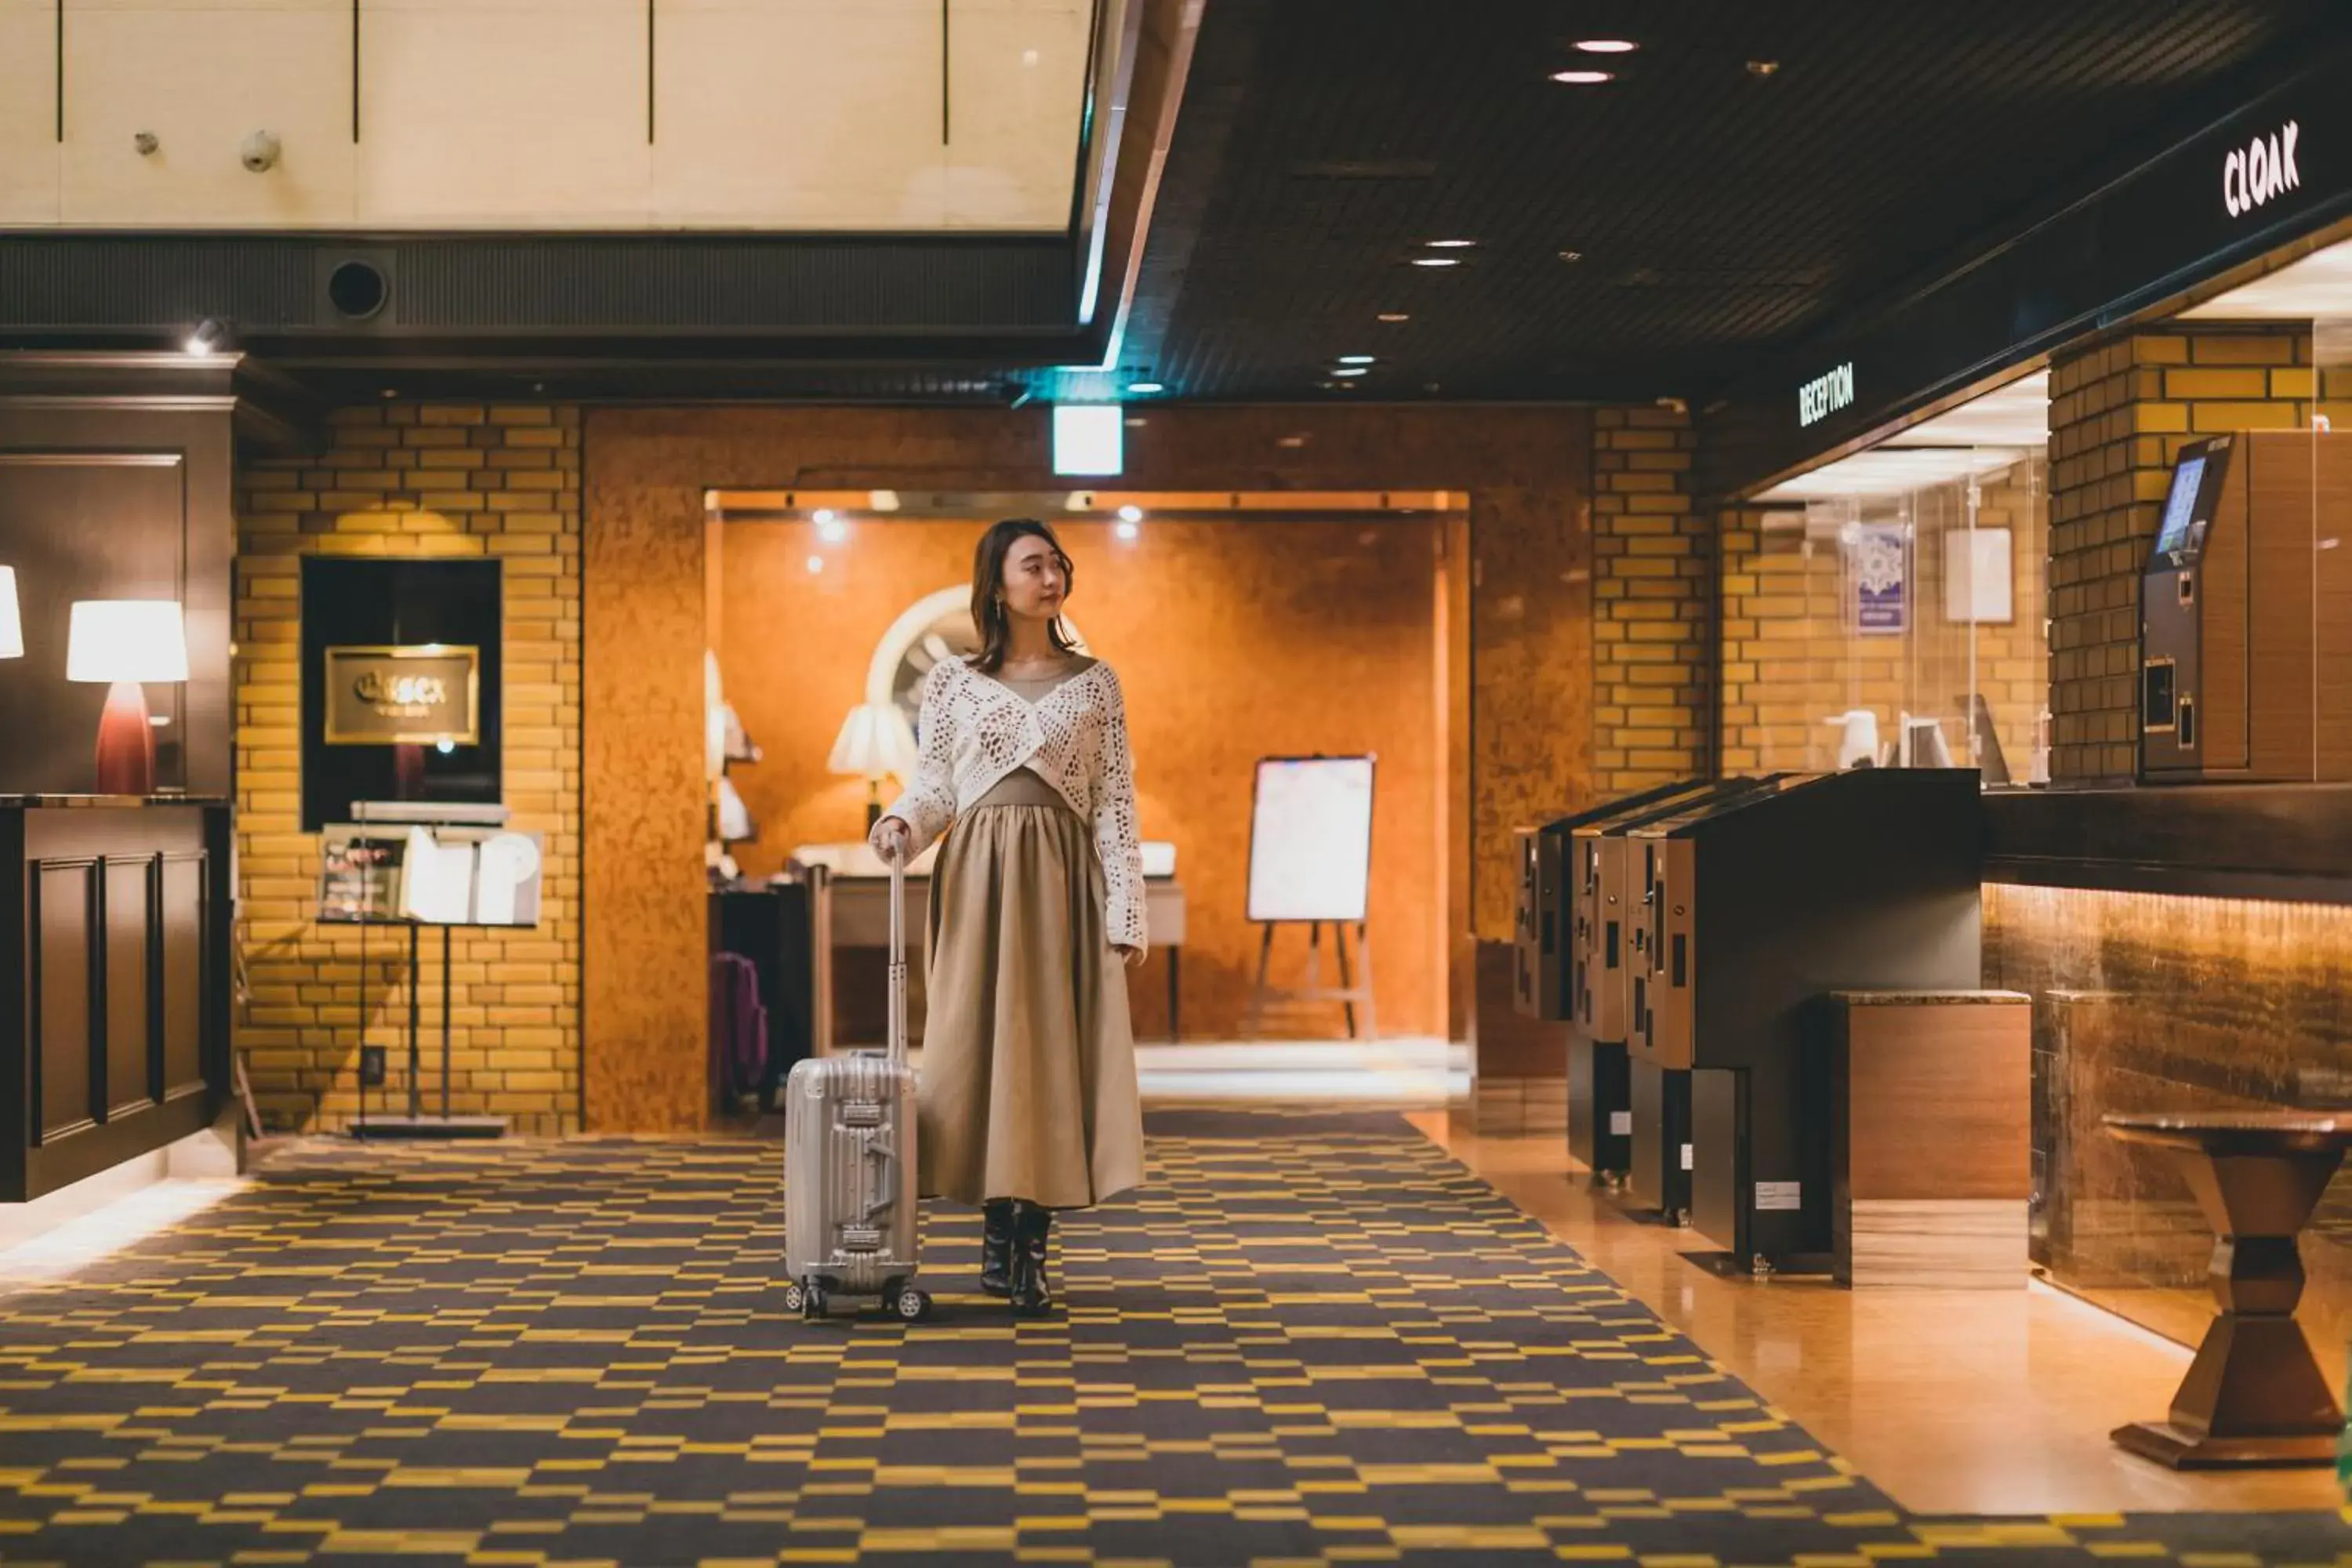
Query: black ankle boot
980,1200,1014,1298
1008,1201,1054,1316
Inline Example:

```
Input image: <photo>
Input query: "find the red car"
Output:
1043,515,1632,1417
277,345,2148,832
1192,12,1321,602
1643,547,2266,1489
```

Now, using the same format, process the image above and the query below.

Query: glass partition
1732,445,2048,782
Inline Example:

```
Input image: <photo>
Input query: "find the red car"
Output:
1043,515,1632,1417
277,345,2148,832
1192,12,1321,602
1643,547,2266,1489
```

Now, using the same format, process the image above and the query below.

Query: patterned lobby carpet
1,1107,2349,1566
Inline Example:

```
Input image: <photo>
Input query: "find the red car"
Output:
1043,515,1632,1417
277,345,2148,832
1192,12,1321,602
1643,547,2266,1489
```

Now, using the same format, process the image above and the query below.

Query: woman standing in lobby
869,518,1147,1316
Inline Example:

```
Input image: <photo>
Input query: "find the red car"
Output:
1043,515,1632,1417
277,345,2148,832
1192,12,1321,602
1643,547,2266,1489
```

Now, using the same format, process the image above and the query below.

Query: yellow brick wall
234,403,584,1134
1591,406,1711,792
2047,328,2309,782
1719,461,2049,776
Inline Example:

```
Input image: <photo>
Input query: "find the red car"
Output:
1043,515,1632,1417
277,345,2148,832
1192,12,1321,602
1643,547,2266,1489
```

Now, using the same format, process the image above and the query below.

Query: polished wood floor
1409,1111,2347,1517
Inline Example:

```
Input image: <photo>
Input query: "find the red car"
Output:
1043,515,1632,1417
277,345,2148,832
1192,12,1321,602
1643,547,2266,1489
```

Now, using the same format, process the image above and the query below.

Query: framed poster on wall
1851,523,1907,636
1943,528,2015,624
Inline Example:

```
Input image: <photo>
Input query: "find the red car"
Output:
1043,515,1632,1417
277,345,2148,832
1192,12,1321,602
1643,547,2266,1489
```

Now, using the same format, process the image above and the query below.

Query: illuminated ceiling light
1747,59,1780,77
1051,404,1124,477
1411,256,1461,268
1574,38,1638,53
1550,69,1614,84
1331,367,1368,378
183,318,227,357
817,516,850,544
435,739,456,755
1336,354,1376,365
812,507,836,524
1423,238,1477,249
1377,311,1410,323
1559,249,1585,263
1127,381,1165,394
1116,504,1144,524
805,555,826,575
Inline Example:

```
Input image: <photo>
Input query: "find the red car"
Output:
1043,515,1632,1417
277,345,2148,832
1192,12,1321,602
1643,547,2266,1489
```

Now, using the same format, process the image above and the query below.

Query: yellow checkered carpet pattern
1,1105,2348,1566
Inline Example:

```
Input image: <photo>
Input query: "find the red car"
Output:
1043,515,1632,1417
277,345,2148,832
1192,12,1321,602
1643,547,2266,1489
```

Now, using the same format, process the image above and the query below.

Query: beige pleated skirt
917,796,1145,1210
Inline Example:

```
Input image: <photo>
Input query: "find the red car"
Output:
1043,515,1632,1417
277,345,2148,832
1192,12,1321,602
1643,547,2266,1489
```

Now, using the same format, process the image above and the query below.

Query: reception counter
1,798,232,1203
1981,784,2352,1371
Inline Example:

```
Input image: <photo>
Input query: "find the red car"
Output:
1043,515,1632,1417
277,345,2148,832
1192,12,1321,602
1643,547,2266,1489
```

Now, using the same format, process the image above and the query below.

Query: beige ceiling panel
0,0,60,223
935,0,1087,230
652,0,944,230
58,0,353,226
358,0,651,227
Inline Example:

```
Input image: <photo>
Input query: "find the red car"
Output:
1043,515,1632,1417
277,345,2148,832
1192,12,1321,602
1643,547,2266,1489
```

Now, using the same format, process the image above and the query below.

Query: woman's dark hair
969,517,1077,673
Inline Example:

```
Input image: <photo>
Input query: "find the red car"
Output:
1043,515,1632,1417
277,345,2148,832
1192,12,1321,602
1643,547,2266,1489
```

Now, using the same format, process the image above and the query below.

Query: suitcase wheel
793,1280,829,1320
891,1287,931,1323
782,1282,806,1314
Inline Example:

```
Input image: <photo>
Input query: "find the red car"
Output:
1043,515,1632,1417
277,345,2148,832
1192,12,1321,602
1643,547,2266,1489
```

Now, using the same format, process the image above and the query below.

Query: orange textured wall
721,514,1450,1040
585,404,1592,1127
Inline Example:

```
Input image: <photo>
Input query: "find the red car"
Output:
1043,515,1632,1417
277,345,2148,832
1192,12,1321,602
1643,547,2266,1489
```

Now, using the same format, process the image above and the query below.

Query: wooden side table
2103,1111,2352,1468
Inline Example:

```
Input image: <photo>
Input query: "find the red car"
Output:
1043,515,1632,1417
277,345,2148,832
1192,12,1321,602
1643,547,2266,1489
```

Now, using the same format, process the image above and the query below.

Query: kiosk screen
2154,454,2206,558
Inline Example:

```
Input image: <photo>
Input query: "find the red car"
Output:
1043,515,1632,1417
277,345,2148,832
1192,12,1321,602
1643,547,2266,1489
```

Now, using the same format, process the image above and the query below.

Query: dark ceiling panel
1089,0,2352,404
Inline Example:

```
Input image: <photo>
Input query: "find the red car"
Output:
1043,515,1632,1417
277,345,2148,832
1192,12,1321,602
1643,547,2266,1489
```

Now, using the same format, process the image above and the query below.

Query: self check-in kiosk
2141,430,2352,782
1626,769,1980,1267
1515,779,1715,1025
1565,778,1775,1184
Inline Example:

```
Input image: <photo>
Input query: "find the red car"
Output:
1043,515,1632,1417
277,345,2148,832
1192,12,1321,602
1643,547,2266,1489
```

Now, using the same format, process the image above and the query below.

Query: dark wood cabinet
2,801,230,1201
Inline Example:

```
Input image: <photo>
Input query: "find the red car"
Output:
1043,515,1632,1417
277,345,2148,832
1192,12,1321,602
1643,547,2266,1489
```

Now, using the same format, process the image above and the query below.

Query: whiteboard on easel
1247,755,1374,924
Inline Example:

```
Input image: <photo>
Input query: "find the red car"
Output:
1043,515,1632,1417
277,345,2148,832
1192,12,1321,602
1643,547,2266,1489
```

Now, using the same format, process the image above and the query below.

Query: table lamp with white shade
67,599,188,795
829,702,917,829
0,568,22,662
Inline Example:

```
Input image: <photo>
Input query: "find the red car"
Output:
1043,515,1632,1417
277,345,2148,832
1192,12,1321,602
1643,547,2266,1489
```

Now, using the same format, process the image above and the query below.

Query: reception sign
325,644,480,745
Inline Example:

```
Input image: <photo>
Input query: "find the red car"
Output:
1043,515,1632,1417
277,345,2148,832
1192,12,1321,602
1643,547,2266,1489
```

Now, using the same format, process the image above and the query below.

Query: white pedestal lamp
67,599,189,796
829,702,917,829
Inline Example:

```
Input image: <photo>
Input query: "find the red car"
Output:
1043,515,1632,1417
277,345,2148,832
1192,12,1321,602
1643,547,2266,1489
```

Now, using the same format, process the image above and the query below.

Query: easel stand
352,919,508,1141
1245,920,1377,1040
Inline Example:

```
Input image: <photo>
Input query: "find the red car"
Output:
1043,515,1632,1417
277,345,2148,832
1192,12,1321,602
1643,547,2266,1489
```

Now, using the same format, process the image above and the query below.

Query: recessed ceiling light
1127,380,1164,394
1411,256,1462,268
1377,311,1410,323
1423,238,1477,249
1551,69,1614,85
1559,250,1585,263
1116,504,1145,524
1575,38,1638,53
1747,59,1780,77
1331,367,1368,378
1337,354,1376,365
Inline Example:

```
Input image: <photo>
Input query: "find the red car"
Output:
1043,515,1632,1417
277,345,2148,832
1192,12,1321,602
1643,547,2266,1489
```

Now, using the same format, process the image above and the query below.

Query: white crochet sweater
883,657,1148,953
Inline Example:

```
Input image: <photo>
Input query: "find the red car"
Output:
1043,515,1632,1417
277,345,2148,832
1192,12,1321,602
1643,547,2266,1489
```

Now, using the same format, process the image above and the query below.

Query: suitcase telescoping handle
887,855,908,1067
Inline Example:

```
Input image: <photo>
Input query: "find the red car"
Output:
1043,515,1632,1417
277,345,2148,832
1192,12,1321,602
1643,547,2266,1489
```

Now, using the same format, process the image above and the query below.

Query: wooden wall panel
6,804,222,1201
0,388,238,800
36,862,94,1138
161,853,204,1099
583,421,719,1133
102,857,151,1117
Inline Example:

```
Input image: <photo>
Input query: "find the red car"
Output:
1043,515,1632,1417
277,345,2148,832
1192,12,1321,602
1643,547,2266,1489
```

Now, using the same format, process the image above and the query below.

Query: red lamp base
94,680,155,797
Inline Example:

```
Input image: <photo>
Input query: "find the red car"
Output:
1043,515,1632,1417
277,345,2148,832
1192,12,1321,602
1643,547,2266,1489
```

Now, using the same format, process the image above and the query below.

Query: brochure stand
321,813,545,1141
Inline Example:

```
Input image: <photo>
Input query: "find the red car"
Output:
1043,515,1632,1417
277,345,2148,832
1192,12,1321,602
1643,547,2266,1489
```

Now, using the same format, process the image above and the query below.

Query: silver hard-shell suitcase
781,858,930,1321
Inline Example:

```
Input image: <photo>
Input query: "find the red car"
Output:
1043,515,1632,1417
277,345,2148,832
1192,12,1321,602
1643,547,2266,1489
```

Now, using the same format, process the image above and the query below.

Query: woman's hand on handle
870,815,914,866
1112,943,1143,969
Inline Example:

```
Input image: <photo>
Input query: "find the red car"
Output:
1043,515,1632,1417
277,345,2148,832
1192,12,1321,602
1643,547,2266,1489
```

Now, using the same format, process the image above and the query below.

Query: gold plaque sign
324,644,481,745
